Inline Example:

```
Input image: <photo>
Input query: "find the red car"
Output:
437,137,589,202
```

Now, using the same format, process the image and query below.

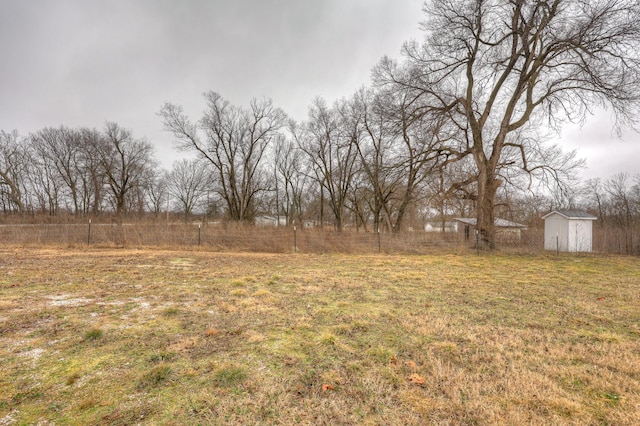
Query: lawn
1,247,639,425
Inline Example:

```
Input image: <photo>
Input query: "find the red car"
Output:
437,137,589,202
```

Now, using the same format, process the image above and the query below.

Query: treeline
0,124,154,218
3,0,640,250
0,90,561,230
0,97,639,246
579,174,640,255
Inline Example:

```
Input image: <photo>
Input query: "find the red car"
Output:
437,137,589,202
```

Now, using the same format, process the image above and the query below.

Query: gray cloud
556,113,640,180
0,0,425,164
1,0,637,178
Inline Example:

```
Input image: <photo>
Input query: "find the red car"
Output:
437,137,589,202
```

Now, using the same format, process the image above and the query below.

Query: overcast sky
0,0,638,180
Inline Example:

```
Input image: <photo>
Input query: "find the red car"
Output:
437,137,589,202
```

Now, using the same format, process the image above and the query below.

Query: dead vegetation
0,222,537,254
0,247,638,424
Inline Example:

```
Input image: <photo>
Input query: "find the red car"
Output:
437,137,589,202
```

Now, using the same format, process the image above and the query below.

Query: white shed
542,210,597,252
424,221,458,233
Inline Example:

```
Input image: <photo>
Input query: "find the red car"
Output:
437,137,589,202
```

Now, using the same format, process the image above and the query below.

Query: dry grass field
1,246,639,425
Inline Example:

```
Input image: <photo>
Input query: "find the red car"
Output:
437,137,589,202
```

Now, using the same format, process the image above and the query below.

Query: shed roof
455,217,526,228
425,221,458,226
541,210,597,220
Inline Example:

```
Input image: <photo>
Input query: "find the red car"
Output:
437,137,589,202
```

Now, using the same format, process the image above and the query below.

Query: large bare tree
160,92,286,222
145,168,169,218
29,132,62,215
30,126,84,214
364,86,453,232
377,0,640,247
296,97,360,231
98,122,156,216
0,130,30,213
272,134,309,226
168,158,211,219
78,128,108,215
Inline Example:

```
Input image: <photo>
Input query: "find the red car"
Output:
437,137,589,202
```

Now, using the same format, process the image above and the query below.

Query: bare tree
424,156,478,229
98,122,156,217
145,168,169,218
168,158,211,220
0,130,30,213
352,89,399,232
29,136,62,215
377,0,640,247
362,87,453,232
345,170,371,231
273,134,309,226
78,128,108,215
160,92,286,222
296,97,360,231
583,178,608,227
579,172,640,254
30,126,85,214
605,172,636,253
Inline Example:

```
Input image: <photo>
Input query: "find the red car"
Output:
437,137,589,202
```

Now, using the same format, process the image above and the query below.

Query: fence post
294,226,297,253
87,219,91,245
556,233,559,255
378,229,381,253
198,223,201,246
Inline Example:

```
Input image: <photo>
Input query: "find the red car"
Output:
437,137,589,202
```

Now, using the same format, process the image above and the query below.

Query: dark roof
455,218,526,228
542,210,597,220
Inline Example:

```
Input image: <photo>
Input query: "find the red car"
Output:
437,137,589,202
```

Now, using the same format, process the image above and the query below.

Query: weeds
65,372,81,386
213,365,247,387
137,363,172,389
161,306,179,317
83,328,103,341
0,247,639,424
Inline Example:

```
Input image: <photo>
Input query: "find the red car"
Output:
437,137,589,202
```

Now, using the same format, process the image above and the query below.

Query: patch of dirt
0,410,18,426
20,348,45,360
46,295,93,307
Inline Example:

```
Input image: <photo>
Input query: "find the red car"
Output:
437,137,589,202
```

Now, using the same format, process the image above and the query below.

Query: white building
455,217,527,243
424,221,458,233
542,210,597,252
255,215,288,227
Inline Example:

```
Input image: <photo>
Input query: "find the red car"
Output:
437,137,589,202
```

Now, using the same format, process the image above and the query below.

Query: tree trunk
476,170,500,250
319,184,324,229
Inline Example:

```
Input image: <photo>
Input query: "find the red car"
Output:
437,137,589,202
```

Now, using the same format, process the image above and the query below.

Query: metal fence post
294,226,297,253
87,219,91,245
378,229,381,253
198,224,201,246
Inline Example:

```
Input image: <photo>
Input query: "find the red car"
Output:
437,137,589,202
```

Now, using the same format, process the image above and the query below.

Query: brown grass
0,246,638,424
0,222,524,254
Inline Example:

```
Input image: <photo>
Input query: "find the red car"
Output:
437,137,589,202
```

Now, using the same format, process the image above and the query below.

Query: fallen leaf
321,383,334,392
409,374,426,385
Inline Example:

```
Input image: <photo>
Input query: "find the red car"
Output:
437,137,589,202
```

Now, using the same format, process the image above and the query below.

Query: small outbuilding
424,221,458,233
455,217,527,243
255,215,287,227
542,210,597,252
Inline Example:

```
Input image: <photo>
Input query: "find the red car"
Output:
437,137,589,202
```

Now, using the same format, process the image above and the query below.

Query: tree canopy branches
1,1,638,243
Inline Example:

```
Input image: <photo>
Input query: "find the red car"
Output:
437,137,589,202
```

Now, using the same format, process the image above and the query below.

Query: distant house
455,217,527,243
424,221,458,233
255,215,287,227
542,210,597,252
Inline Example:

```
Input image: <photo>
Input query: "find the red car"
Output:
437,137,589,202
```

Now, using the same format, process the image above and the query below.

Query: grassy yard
1,247,639,425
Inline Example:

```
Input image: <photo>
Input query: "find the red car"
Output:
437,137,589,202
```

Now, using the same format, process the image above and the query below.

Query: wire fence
0,221,549,254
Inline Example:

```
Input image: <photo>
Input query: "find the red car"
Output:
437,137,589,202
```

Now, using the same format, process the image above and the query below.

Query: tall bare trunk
476,169,500,249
